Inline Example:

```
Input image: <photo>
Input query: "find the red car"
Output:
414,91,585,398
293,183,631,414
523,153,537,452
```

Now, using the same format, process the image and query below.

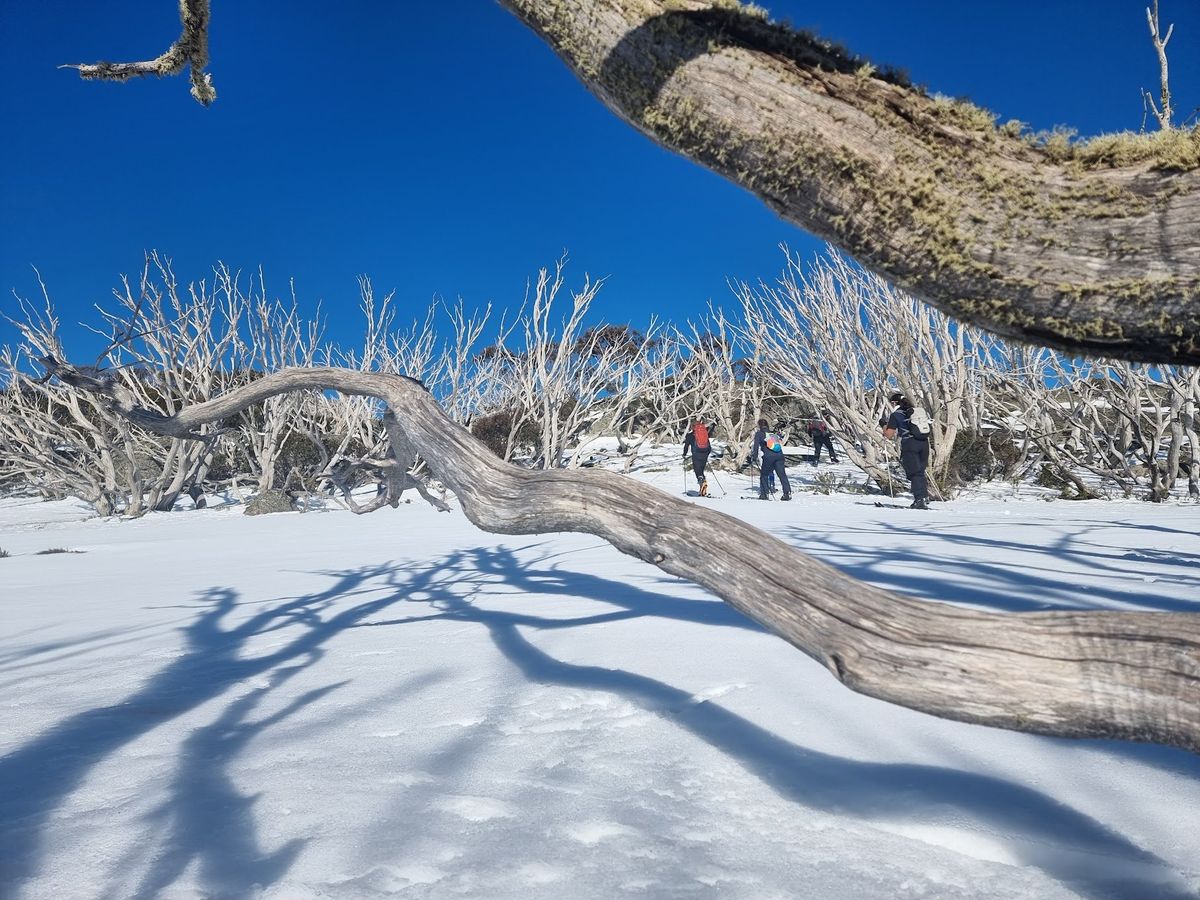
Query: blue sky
1,1,1196,357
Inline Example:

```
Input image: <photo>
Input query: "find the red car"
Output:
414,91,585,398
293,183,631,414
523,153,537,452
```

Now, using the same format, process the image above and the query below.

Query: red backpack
693,422,710,449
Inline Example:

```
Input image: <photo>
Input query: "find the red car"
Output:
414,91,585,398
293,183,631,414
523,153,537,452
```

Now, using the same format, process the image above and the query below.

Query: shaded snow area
2,482,1199,899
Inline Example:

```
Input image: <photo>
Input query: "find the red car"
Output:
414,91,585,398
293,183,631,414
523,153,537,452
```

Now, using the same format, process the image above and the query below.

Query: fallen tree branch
36,355,1200,754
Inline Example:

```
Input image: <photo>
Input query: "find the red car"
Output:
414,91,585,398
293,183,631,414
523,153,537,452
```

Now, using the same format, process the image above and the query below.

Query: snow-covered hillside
2,478,1198,899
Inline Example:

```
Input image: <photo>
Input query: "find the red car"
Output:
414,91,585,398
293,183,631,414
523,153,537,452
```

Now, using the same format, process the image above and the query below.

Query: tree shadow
352,546,1195,899
784,521,1200,613
4,541,1195,898
0,623,167,691
128,665,330,900
0,563,426,897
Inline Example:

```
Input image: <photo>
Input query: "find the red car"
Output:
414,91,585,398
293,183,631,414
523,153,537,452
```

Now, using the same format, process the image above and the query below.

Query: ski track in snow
1,463,1199,899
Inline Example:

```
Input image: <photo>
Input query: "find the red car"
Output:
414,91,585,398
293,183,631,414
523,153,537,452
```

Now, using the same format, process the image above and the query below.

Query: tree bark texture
38,357,1200,754
499,1,1200,364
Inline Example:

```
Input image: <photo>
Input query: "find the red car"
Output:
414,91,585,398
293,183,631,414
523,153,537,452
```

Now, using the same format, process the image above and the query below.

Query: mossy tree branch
496,0,1200,364
64,0,215,106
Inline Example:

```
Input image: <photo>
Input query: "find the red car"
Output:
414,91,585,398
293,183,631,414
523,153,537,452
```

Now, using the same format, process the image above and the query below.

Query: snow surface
2,463,1199,899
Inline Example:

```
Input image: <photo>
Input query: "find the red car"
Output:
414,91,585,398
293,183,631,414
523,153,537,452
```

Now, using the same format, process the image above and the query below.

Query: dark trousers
812,433,837,464
691,448,711,483
759,451,790,497
900,438,930,503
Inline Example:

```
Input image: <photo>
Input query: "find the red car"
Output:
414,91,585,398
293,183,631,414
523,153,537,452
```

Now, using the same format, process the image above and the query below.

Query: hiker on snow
683,418,715,496
747,418,792,501
882,391,930,510
806,416,838,466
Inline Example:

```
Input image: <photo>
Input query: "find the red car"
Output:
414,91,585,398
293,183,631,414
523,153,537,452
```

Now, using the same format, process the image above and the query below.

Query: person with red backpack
682,418,716,496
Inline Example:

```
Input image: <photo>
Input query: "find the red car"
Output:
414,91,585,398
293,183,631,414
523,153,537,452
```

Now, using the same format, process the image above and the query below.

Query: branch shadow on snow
3,541,1194,898
782,520,1200,613
0,564,431,897
347,546,1195,899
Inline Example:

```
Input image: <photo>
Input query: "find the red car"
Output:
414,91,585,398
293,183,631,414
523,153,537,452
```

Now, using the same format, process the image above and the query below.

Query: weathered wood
38,357,1200,754
496,0,1200,365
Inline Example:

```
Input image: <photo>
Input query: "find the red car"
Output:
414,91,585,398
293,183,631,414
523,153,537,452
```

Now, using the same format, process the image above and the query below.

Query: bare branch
63,0,215,106
1145,1,1175,129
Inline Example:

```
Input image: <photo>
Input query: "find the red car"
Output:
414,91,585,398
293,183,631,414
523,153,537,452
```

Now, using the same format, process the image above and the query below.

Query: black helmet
887,391,903,403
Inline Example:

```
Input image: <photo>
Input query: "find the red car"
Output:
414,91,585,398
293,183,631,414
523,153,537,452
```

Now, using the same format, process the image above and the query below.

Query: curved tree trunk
38,356,1200,754
498,0,1200,365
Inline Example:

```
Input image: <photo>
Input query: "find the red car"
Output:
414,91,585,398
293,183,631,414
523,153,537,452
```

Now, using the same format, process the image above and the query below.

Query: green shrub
947,429,1023,485
1035,463,1069,491
1035,463,1099,500
275,432,347,488
470,409,540,459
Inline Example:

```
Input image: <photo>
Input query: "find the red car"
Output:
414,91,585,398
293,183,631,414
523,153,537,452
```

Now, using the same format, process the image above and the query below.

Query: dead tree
1144,1,1176,130
33,355,1200,754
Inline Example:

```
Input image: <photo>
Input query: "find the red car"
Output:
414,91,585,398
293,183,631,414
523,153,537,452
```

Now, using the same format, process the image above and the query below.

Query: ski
871,501,930,510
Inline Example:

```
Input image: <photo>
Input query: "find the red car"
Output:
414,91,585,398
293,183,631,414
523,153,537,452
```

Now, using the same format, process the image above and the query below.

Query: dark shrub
1035,463,1069,491
947,429,1023,485
471,409,539,459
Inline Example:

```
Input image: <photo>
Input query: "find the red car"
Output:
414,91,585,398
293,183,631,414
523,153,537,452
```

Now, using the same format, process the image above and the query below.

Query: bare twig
1145,1,1175,129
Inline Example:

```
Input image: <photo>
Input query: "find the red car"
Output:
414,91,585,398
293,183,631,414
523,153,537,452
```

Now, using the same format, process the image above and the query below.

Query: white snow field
2,471,1199,899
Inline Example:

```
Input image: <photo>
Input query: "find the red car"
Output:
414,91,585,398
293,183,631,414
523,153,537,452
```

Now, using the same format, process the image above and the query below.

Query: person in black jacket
882,392,929,509
806,417,838,466
745,418,791,501
682,419,715,496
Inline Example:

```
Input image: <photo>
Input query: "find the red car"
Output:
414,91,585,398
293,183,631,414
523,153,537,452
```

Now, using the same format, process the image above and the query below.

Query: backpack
764,432,784,453
908,406,932,436
693,422,710,450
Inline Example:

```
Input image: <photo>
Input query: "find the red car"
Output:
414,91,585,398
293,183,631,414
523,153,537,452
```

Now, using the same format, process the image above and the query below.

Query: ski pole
883,442,895,498
708,467,725,496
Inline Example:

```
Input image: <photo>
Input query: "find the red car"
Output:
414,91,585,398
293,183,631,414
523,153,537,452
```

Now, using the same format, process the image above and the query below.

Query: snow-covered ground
2,466,1199,899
